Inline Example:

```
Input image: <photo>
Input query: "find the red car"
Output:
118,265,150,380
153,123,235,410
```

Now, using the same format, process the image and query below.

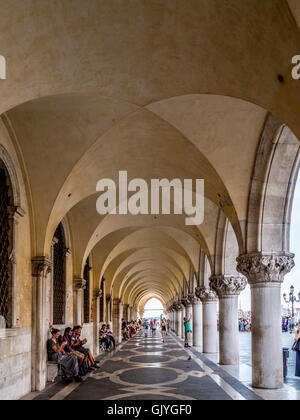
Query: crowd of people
282,315,300,333
121,319,142,341
238,316,251,332
99,324,116,351
47,325,100,384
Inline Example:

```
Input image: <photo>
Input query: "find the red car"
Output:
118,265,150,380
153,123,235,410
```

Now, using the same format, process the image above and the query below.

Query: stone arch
246,113,300,254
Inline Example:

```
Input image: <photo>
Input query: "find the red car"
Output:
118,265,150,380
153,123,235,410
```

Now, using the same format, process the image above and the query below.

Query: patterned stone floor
27,331,264,400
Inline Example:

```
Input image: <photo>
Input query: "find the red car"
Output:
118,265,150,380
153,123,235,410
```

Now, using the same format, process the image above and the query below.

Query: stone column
196,287,218,354
32,257,52,392
171,309,175,331
93,289,102,355
210,275,247,365
73,278,86,326
100,278,106,323
237,253,294,389
180,302,186,339
106,295,112,324
175,305,182,336
170,308,175,331
191,295,202,348
123,304,129,321
112,298,123,344
186,298,193,344
172,307,177,333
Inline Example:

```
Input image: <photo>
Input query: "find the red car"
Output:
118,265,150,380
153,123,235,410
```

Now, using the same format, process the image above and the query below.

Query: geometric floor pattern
31,331,263,400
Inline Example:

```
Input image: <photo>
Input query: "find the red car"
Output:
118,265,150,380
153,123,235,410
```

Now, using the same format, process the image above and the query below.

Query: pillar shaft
112,298,123,344
73,278,86,326
237,252,294,389
181,307,185,339
192,298,202,348
31,257,52,392
93,290,101,355
219,296,239,364
176,307,182,336
210,275,247,365
196,287,218,354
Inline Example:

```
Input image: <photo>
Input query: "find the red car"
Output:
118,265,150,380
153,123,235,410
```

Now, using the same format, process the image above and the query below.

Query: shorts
185,331,192,340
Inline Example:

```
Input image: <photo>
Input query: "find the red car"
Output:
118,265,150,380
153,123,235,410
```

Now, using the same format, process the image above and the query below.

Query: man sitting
106,324,116,349
100,324,112,351
71,326,100,368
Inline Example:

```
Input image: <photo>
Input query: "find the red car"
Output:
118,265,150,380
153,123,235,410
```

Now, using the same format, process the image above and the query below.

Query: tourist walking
184,316,192,348
152,319,157,336
161,318,167,343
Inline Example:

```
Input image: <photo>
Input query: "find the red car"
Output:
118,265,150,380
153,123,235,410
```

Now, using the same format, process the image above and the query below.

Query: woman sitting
47,329,85,383
63,328,90,375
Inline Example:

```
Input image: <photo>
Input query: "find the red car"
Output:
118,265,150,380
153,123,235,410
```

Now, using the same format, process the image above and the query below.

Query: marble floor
23,331,264,401
22,330,300,401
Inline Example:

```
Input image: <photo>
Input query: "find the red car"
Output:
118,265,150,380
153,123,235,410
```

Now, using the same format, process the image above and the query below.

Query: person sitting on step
63,327,91,375
100,324,112,351
106,324,116,349
47,328,85,383
71,326,100,369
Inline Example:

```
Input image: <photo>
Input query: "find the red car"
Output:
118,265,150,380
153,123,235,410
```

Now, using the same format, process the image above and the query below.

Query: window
0,162,13,328
53,223,66,325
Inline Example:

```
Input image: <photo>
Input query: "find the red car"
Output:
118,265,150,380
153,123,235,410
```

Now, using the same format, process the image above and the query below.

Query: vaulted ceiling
1,0,300,307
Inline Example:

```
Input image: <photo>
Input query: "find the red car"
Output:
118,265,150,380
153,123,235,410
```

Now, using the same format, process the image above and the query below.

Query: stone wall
0,328,31,400
81,323,94,350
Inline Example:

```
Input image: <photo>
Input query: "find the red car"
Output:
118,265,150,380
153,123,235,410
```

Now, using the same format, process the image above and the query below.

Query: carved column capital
106,294,112,303
236,252,295,285
94,289,102,299
181,298,189,307
188,294,201,305
73,278,86,291
195,286,218,303
32,256,52,278
210,275,247,297
174,302,183,311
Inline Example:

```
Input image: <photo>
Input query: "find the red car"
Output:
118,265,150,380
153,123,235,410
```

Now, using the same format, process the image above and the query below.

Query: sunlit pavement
203,332,300,400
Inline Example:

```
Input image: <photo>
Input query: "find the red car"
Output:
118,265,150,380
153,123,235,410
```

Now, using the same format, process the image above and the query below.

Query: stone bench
47,361,59,383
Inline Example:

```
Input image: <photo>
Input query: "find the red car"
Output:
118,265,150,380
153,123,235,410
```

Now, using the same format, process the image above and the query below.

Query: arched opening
52,222,66,325
0,159,13,328
283,172,300,327
143,297,164,320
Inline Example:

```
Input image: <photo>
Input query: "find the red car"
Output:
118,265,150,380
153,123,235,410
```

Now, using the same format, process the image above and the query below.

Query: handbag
292,339,300,352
